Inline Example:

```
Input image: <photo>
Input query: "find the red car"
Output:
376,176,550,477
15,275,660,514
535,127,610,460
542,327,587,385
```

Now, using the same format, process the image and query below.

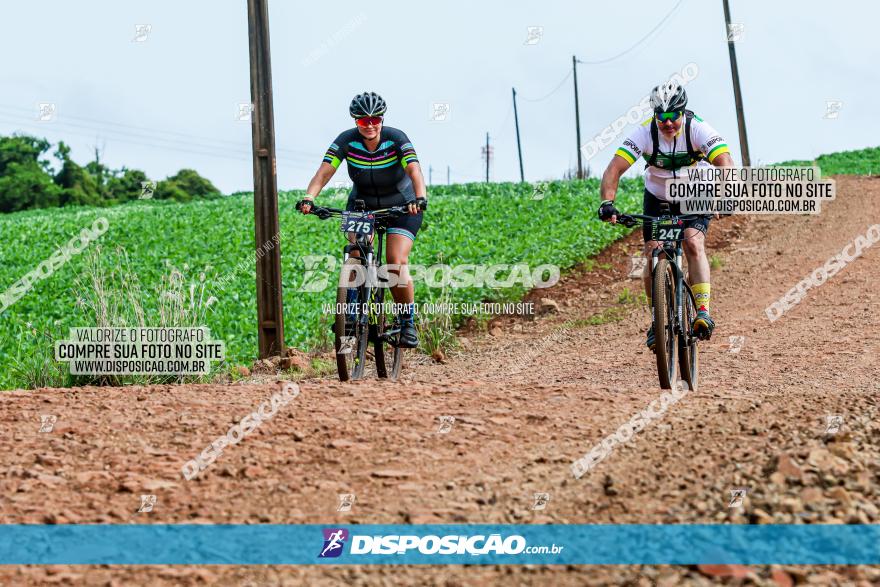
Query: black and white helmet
650,82,688,113
349,92,387,118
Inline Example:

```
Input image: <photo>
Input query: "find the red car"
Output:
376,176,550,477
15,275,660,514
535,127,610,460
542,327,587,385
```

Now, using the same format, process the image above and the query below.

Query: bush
0,161,62,212
156,169,221,201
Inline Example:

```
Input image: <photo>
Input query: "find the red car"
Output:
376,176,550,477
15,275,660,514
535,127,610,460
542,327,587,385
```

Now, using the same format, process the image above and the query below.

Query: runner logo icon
319,528,349,558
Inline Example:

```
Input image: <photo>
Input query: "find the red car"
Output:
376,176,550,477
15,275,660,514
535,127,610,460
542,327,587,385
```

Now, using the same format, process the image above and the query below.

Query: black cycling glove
598,200,619,221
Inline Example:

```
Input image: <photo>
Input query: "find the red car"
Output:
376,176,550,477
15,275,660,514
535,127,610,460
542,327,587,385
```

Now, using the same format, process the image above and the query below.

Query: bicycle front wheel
678,283,699,391
652,258,678,389
335,258,368,381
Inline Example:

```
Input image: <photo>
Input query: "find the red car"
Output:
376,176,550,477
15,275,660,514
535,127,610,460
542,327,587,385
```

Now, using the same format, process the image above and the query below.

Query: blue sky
1,0,876,193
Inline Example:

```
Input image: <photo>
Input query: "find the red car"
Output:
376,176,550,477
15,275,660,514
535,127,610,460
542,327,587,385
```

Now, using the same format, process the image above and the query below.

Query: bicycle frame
342,219,386,334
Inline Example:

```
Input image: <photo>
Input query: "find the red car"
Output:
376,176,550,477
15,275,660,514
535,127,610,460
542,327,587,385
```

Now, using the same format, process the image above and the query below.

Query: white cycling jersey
615,114,730,201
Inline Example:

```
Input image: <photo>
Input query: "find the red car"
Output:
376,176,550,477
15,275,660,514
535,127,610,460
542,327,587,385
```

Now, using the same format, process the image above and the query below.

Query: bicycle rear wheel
371,284,403,380
335,258,368,381
652,257,678,389
374,301,403,380
678,283,699,391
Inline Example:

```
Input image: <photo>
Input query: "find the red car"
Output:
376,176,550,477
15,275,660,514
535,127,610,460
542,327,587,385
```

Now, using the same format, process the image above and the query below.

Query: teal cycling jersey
323,126,419,198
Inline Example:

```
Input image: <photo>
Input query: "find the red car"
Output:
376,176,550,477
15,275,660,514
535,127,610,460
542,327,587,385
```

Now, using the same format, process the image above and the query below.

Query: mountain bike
616,210,707,391
297,199,424,382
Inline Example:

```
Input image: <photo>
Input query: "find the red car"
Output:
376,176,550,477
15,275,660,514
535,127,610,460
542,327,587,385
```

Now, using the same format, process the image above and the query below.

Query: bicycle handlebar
615,212,709,229
311,205,409,220
296,199,425,220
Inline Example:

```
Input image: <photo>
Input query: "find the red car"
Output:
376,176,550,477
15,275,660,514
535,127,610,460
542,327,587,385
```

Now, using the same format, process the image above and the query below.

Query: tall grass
49,245,222,387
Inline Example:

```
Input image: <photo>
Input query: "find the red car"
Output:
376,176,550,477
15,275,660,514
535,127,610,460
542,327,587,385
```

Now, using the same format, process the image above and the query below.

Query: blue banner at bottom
0,524,877,565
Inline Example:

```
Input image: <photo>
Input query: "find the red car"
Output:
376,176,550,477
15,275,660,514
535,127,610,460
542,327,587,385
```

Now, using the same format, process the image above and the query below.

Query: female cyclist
298,91,427,348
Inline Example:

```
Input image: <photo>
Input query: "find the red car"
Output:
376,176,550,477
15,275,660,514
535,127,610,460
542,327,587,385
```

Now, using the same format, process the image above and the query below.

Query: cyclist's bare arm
402,162,427,215
305,162,338,200
600,155,633,203
711,152,734,168
403,162,427,198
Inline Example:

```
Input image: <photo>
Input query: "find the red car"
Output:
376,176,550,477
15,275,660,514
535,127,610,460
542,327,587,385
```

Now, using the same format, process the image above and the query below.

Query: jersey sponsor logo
705,136,723,149
623,139,642,155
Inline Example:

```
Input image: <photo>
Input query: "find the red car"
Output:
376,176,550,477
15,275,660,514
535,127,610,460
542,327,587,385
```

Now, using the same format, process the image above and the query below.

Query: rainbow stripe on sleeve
615,147,637,165
323,143,342,168
400,142,419,168
707,143,730,162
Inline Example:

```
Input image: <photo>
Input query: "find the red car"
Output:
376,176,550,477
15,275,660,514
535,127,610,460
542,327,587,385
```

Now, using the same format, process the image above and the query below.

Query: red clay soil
1,176,878,586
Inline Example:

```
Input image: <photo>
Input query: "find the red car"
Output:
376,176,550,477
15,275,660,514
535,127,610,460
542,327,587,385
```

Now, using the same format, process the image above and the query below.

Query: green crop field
0,178,644,390
2,145,875,391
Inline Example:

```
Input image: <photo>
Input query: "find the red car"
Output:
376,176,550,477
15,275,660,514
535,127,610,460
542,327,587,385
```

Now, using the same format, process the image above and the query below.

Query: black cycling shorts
642,189,710,242
346,192,423,241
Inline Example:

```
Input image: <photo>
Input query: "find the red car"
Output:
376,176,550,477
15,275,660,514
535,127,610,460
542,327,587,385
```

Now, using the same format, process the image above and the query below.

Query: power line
0,115,315,171
518,70,573,103
577,0,686,65
0,104,315,161
490,102,515,141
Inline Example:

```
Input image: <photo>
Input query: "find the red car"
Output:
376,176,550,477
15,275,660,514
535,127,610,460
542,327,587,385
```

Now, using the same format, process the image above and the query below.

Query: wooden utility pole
247,0,284,358
512,88,524,182
572,55,584,179
723,0,751,166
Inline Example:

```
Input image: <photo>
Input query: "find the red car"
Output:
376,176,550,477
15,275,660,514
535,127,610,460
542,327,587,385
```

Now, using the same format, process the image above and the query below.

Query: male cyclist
298,92,427,348
598,82,734,350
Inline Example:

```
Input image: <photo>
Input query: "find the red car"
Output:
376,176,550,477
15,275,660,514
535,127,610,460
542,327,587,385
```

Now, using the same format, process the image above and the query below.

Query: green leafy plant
0,178,642,389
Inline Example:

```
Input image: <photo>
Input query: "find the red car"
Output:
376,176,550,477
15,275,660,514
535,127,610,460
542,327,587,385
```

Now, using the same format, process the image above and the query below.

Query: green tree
156,169,221,201
106,168,150,203
53,142,102,207
0,161,62,212
153,180,191,202
0,135,60,211
0,133,223,212
0,135,54,175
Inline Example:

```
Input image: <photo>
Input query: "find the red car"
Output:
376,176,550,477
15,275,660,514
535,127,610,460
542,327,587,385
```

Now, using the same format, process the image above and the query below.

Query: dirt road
1,176,878,586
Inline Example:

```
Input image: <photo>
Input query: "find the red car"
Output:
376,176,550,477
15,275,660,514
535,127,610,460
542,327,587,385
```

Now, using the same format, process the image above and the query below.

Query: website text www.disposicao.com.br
318,529,563,559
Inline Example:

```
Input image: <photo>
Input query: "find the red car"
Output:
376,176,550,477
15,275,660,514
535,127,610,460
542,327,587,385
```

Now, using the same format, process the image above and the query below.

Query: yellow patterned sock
692,283,710,310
